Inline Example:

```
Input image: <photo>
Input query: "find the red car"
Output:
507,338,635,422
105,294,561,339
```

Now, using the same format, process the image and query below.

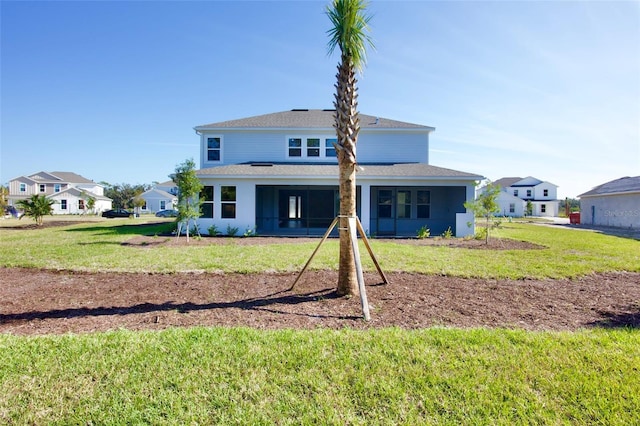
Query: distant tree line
100,182,152,210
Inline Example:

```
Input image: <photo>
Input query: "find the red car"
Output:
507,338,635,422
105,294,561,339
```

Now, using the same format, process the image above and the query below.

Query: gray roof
197,162,482,180
48,186,111,201
141,188,177,199
493,177,523,189
579,176,640,197
25,171,96,184
195,109,434,131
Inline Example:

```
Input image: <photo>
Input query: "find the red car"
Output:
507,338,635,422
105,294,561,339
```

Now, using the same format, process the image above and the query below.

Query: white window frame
286,135,339,160
54,184,61,193
205,135,223,164
61,199,67,210
20,183,26,192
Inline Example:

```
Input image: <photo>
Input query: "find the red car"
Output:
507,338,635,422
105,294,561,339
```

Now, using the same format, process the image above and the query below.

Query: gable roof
579,176,640,197
47,187,111,201
140,188,177,199
23,171,95,184
50,172,95,184
493,177,522,189
197,162,482,180
195,109,434,131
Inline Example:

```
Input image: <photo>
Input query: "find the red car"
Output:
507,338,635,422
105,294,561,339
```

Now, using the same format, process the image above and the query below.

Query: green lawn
1,327,638,425
0,217,638,278
1,217,638,424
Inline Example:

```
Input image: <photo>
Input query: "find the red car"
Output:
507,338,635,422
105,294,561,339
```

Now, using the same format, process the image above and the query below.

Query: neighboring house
8,171,112,214
192,109,483,237
139,188,177,213
578,176,640,228
492,176,559,217
154,180,179,197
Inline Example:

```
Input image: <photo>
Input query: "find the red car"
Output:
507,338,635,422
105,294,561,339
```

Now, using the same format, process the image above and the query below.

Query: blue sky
1,0,638,199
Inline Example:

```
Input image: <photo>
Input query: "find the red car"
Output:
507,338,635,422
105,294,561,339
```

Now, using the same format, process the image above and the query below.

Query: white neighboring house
8,171,112,214
154,180,179,197
491,177,559,217
578,176,640,228
48,187,112,215
192,109,484,237
139,188,178,214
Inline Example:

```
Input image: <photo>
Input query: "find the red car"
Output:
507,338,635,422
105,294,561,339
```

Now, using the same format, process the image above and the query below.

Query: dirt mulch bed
123,235,544,251
1,267,638,336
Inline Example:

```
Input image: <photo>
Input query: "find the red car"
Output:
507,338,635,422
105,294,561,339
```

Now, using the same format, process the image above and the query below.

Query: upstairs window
526,189,532,198
20,183,26,192
221,186,236,219
54,184,61,193
39,184,46,192
288,138,302,157
325,138,337,157
207,137,221,162
288,136,338,159
307,138,320,157
543,189,549,197
513,189,518,197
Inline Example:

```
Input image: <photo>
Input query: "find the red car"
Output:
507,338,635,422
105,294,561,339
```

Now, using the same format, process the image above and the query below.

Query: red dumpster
569,212,580,224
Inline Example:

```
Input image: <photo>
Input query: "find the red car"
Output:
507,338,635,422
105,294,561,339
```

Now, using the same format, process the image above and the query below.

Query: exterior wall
532,182,557,200
580,193,640,228
48,193,98,215
140,195,177,213
199,129,429,169
495,192,525,217
530,200,559,217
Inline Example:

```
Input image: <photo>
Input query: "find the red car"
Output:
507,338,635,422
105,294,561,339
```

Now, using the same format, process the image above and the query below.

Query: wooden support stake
348,217,370,321
289,216,339,291
355,217,389,285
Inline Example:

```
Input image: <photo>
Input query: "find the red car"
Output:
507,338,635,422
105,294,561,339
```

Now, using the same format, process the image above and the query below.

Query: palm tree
326,0,373,296
17,194,54,226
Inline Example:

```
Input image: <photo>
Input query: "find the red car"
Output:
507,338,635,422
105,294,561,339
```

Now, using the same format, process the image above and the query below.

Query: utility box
569,212,580,224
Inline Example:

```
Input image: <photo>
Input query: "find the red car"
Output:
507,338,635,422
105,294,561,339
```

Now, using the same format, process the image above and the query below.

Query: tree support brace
289,215,389,321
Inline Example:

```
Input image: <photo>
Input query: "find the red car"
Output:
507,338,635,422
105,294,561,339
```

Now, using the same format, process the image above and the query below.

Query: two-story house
8,171,112,214
493,176,559,217
192,109,483,237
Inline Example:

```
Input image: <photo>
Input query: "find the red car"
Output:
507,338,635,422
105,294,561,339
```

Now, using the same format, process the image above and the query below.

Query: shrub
226,225,239,237
207,224,221,236
442,226,453,239
417,225,430,239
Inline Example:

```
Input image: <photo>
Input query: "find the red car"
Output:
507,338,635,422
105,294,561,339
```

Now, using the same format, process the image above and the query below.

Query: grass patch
0,220,637,279
1,327,638,424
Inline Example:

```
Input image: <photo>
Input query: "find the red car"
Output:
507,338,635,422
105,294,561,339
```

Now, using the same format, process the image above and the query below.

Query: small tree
526,200,533,217
131,196,146,216
464,182,500,244
170,158,203,242
17,194,54,226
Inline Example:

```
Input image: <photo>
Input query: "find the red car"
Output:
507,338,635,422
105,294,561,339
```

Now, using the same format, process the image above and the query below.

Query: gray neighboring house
139,188,177,214
193,109,484,237
578,176,640,228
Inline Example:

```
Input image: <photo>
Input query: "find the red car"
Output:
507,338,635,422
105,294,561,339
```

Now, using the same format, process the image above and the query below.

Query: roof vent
251,162,273,167
291,109,309,112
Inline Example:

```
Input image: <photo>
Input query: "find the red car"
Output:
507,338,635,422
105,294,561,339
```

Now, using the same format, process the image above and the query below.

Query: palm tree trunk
335,56,360,296
338,161,357,296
